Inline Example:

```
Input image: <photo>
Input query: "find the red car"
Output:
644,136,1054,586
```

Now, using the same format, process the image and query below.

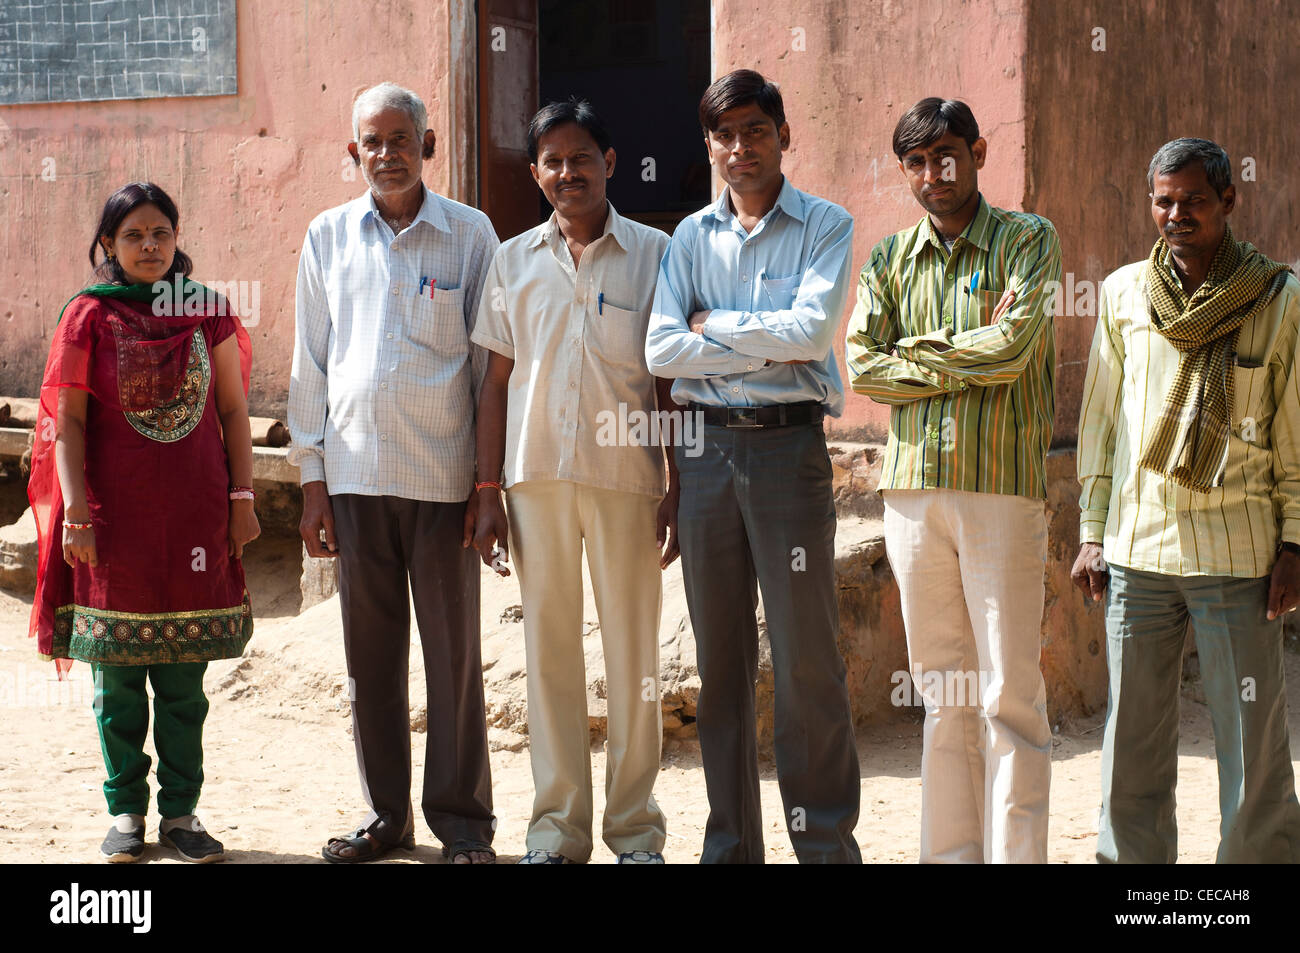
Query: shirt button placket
567,303,582,468
923,413,941,488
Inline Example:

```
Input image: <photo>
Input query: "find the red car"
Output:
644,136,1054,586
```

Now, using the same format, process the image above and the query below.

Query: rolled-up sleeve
469,252,515,360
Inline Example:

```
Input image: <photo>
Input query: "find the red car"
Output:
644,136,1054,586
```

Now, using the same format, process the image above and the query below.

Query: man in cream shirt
1073,137,1300,862
472,99,679,864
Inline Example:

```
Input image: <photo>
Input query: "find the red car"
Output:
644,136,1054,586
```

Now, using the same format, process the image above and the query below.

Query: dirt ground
2,534,1296,865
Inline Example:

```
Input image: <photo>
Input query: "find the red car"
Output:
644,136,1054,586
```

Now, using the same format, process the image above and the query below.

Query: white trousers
883,488,1051,863
507,480,666,862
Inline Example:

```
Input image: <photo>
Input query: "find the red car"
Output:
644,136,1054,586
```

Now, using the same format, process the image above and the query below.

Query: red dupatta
27,281,252,671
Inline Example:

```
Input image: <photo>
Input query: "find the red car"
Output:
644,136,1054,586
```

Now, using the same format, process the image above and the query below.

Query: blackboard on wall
0,0,237,105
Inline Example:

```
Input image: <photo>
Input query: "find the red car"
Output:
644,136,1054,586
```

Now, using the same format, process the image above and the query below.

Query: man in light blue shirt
646,69,861,864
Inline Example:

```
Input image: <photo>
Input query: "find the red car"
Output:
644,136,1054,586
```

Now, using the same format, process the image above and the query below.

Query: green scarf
1139,228,1291,492
58,278,214,324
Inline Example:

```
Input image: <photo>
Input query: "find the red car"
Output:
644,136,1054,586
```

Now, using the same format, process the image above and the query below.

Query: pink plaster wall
711,0,1032,440
1024,0,1300,448
0,0,467,417
9,0,1285,444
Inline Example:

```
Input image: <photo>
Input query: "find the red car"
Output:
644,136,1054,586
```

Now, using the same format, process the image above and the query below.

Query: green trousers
1098,566,1300,863
91,662,209,818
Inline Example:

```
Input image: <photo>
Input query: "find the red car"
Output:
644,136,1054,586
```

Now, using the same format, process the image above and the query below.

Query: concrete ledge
252,446,300,485
0,427,32,462
1,429,301,484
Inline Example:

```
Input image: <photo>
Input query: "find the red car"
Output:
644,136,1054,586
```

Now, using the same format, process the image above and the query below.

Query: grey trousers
333,493,495,848
1098,565,1300,863
676,423,862,863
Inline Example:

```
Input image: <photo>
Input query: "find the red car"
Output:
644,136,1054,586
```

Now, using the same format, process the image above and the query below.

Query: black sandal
322,823,416,864
442,840,496,864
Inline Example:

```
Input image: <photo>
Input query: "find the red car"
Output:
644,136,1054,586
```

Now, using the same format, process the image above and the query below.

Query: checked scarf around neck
1139,228,1291,493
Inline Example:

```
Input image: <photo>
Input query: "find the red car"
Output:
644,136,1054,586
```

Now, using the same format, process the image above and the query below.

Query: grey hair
351,82,428,141
1147,137,1232,197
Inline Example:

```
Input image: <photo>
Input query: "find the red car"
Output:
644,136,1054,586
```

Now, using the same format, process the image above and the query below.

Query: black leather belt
690,401,824,429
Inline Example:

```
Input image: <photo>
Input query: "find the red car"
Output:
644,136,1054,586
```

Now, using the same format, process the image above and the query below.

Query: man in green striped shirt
845,98,1061,863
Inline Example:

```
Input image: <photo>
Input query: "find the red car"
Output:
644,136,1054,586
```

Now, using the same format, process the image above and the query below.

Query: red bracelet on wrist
475,481,503,492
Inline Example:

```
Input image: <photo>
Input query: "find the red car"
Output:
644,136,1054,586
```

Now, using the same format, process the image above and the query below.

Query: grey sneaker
158,817,225,863
517,849,576,864
617,851,665,864
100,824,145,863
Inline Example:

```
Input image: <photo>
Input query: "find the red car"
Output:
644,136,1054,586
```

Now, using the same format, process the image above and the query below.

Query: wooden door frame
446,0,478,206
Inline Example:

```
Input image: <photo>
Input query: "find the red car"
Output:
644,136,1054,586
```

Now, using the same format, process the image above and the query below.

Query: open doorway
477,0,711,241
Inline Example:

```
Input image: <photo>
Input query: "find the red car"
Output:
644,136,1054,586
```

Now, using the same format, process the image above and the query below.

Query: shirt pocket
407,287,468,355
761,274,800,310
959,288,1006,330
1233,361,1273,445
590,302,647,368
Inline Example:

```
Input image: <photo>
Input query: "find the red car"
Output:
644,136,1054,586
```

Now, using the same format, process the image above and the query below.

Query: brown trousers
332,493,494,848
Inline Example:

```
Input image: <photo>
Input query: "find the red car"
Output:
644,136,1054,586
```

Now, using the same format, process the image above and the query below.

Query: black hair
89,182,193,284
698,69,786,134
1147,138,1233,198
527,98,612,162
892,98,980,158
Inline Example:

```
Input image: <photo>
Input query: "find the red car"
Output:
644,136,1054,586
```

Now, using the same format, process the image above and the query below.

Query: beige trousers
507,480,666,861
883,488,1052,864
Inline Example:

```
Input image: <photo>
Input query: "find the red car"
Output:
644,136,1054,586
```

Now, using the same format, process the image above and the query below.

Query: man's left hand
689,310,712,334
1267,548,1300,619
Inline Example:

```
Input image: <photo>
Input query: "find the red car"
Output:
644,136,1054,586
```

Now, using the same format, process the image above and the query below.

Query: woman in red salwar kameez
28,182,259,863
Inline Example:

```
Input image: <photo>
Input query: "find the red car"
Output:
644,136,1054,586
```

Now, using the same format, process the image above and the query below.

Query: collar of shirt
528,201,631,258
702,175,807,234
909,193,993,259
349,184,451,235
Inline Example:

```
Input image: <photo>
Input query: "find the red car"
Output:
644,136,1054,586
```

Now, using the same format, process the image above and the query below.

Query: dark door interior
478,0,711,241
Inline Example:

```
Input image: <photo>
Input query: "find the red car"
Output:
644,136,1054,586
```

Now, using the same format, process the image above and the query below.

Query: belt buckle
726,407,761,429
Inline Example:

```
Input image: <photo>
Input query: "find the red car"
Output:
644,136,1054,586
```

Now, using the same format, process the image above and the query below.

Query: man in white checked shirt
288,82,499,864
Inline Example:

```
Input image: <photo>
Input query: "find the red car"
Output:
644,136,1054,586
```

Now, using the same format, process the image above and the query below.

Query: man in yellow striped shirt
1074,137,1300,863
846,98,1061,863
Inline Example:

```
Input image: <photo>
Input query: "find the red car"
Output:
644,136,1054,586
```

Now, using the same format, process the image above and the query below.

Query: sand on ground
1,539,1294,864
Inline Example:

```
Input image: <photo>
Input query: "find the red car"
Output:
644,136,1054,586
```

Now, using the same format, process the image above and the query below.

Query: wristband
63,520,93,531
475,481,503,492
229,489,255,501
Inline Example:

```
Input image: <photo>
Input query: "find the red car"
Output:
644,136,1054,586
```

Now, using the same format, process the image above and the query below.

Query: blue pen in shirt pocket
760,271,800,309
416,276,461,299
